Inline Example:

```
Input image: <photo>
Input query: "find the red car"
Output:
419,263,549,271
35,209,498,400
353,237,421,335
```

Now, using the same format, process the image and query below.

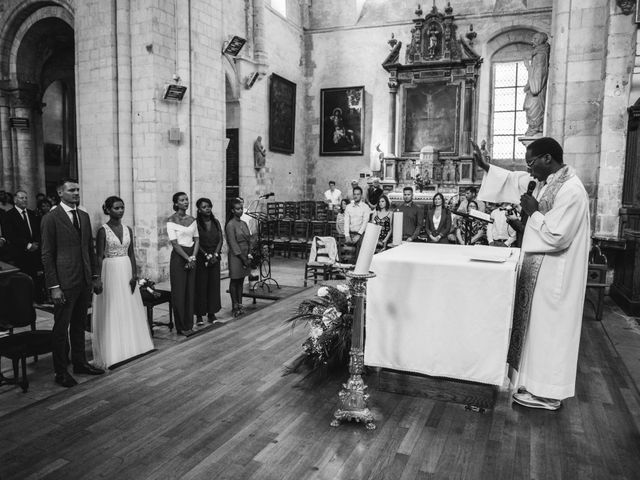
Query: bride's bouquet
138,278,161,300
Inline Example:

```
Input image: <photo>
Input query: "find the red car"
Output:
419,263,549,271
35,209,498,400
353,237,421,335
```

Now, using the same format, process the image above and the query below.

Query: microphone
259,192,275,199
521,181,537,226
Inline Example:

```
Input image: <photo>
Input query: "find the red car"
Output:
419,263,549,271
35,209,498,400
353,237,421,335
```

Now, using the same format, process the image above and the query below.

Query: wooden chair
272,219,292,257
283,202,298,220
586,243,608,321
266,202,284,220
315,202,329,221
304,236,338,287
289,220,310,257
0,273,52,392
299,201,315,220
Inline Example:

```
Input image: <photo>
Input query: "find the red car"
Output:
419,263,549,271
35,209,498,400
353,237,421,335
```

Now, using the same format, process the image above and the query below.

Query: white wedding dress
91,224,154,369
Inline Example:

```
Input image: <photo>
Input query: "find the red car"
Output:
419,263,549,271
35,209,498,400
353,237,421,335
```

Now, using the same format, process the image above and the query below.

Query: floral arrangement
138,278,161,299
283,284,354,374
414,173,430,192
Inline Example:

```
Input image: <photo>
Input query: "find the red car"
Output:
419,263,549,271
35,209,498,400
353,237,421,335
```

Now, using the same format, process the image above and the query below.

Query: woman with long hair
194,197,223,325
455,200,487,245
225,198,255,317
167,192,199,335
425,192,451,244
371,194,392,252
92,196,154,368
335,198,350,236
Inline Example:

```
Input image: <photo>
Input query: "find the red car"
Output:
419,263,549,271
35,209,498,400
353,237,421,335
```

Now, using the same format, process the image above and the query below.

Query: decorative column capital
388,79,398,92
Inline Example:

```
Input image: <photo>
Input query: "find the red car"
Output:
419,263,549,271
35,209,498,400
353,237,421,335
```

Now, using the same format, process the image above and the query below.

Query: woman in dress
425,193,452,244
371,194,392,252
167,192,199,335
455,200,487,245
335,198,350,236
225,198,255,317
194,197,223,325
92,196,154,369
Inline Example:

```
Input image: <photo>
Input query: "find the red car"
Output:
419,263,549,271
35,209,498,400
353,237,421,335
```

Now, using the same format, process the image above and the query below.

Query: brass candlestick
331,271,376,430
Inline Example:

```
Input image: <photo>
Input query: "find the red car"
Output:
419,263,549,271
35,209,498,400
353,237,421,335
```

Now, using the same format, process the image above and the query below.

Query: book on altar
468,209,492,223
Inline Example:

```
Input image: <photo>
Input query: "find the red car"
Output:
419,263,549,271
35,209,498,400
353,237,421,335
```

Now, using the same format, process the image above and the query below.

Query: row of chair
266,201,337,222
260,218,339,258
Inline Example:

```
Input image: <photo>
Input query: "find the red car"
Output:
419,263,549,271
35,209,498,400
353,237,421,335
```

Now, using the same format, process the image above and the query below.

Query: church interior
1,0,640,478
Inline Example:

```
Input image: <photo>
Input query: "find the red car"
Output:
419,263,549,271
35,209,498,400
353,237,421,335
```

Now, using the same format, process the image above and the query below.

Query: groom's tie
71,209,81,234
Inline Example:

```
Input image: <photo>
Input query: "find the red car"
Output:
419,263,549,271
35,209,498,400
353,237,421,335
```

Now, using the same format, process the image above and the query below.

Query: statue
405,28,420,64
523,32,550,137
254,136,266,169
427,25,439,58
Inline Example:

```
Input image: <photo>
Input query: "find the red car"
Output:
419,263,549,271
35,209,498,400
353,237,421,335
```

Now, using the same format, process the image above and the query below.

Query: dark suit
41,205,98,374
424,207,452,243
2,207,42,283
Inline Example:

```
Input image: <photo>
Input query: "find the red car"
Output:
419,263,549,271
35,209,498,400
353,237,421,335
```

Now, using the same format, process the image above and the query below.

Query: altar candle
354,223,381,275
392,211,403,246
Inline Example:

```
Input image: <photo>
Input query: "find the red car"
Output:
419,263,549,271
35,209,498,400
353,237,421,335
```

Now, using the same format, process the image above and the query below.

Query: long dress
91,224,154,369
478,164,590,400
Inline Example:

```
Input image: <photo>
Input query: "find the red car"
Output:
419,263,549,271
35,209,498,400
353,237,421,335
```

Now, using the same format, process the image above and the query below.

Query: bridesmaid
166,192,199,335
225,198,255,317
194,197,223,325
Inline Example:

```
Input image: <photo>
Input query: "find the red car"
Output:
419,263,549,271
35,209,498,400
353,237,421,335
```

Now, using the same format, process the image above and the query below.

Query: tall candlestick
354,223,381,275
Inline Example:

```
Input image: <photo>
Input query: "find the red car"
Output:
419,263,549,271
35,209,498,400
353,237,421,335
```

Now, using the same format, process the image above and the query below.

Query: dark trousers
170,247,195,332
52,286,91,374
195,256,221,316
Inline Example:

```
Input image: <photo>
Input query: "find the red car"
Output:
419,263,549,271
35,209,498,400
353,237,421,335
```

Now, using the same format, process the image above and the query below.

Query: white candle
354,223,381,275
392,211,403,246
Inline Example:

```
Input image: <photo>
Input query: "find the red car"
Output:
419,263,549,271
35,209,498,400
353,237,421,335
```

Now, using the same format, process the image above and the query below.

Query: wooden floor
1,289,640,480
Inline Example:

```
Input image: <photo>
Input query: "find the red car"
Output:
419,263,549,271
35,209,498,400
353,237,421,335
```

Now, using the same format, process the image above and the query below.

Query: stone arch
0,1,74,80
223,55,241,102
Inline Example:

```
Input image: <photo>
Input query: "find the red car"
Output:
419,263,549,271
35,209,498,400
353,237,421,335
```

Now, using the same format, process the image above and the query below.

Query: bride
91,196,154,369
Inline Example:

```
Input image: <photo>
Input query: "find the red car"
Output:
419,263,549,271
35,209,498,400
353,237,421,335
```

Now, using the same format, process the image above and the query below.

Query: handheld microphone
259,192,275,199
521,181,537,225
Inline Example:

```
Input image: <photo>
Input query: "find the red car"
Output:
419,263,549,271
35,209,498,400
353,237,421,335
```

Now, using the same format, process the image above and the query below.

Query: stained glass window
491,61,528,160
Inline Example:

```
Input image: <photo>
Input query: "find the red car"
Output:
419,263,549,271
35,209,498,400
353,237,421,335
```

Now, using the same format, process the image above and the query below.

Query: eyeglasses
525,153,545,167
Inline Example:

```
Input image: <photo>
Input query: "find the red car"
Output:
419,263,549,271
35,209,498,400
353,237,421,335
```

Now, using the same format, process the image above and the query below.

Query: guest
424,193,451,244
347,179,360,200
455,200,487,245
344,186,371,260
41,178,104,388
457,186,485,213
167,192,199,336
0,191,13,212
488,203,517,247
395,186,423,242
194,197,223,325
323,181,342,210
91,196,154,369
335,199,349,236
2,190,43,298
365,177,384,210
36,198,52,217
226,198,255,317
371,194,392,252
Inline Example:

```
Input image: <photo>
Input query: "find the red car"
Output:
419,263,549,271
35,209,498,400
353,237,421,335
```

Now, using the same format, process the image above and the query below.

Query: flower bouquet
283,284,354,375
138,278,161,301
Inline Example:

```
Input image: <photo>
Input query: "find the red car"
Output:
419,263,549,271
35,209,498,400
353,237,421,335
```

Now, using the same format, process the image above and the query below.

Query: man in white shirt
323,181,342,210
487,203,517,247
343,186,371,259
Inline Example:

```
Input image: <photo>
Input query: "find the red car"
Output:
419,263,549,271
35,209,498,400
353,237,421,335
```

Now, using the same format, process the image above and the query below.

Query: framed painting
320,86,364,156
269,73,296,154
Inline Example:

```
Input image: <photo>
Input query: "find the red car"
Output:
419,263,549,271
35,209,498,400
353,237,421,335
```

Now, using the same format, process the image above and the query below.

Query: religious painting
269,73,296,154
320,86,364,156
402,82,460,156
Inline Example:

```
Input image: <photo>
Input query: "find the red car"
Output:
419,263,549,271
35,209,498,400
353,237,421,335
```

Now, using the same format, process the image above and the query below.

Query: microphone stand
245,197,280,292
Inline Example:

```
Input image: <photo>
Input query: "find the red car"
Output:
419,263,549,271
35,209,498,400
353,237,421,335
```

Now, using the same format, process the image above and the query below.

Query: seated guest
323,181,342,211
457,186,485,213
335,199,349,236
455,200,487,245
488,203,517,247
344,186,370,260
365,177,384,210
371,194,392,252
2,190,44,301
424,193,451,244
394,186,423,242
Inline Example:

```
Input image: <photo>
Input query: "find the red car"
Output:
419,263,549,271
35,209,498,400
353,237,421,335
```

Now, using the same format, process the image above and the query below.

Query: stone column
12,87,38,199
0,92,15,192
387,79,398,156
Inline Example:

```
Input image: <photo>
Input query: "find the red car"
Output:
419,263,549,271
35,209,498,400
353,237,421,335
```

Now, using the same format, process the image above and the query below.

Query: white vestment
478,165,590,399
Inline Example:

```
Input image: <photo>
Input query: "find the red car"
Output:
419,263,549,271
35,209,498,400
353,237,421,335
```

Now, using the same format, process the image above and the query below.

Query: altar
364,243,519,386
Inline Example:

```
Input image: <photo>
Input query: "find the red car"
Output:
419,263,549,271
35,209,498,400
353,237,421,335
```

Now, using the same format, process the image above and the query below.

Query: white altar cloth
364,243,520,385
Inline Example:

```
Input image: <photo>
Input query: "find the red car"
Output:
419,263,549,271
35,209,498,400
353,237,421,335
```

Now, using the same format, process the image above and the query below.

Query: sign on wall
269,73,296,154
320,86,365,156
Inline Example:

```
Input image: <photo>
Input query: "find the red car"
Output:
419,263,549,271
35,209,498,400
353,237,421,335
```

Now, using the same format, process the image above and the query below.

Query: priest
472,137,590,411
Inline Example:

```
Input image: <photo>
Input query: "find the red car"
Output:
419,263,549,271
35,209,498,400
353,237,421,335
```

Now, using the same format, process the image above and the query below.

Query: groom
41,179,104,387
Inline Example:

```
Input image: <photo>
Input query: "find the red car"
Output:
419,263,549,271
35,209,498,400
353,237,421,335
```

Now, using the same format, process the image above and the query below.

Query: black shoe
180,329,194,336
54,372,78,388
207,314,217,323
73,363,105,375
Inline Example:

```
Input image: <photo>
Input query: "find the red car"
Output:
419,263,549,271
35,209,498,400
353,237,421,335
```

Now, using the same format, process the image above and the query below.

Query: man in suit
2,190,44,300
41,179,104,387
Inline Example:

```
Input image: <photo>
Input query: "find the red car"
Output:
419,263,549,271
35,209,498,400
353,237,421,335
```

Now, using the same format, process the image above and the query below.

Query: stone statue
254,136,266,168
523,32,550,137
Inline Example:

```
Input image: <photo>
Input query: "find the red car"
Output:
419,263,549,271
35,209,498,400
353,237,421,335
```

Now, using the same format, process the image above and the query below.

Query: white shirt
59,201,81,225
344,201,371,235
487,208,516,246
167,221,199,247
324,188,342,206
